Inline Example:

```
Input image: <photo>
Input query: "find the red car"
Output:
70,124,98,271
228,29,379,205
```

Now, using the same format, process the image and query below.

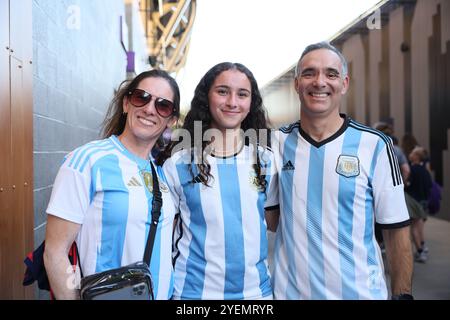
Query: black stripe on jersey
279,122,300,134
348,120,402,186
389,141,403,184
376,219,411,229
352,121,403,186
264,204,280,211
348,120,401,186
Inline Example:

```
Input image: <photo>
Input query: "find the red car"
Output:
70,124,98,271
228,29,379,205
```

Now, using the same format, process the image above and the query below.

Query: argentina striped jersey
270,115,410,300
46,135,176,299
163,145,278,299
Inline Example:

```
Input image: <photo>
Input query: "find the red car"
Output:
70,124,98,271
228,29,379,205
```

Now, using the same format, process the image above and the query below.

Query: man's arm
382,226,413,296
372,139,413,297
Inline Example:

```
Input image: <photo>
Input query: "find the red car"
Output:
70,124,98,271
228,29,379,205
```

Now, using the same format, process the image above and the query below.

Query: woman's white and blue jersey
46,135,176,299
270,115,410,300
163,145,278,300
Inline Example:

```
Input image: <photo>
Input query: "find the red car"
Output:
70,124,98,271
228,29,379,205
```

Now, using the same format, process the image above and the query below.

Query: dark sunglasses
127,89,176,118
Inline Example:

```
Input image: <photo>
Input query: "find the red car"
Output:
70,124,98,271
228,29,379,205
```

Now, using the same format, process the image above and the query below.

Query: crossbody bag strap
143,160,163,266
73,242,83,278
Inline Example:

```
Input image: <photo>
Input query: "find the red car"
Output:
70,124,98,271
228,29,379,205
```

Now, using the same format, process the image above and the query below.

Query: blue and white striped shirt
270,115,410,300
46,135,176,299
163,145,278,299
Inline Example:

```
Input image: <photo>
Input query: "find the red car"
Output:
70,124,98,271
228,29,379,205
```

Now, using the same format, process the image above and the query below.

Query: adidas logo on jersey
282,160,295,171
127,176,142,187
128,175,169,193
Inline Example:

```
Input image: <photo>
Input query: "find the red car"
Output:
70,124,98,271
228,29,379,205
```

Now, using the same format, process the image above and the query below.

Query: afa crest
249,171,265,192
140,170,169,193
336,155,360,178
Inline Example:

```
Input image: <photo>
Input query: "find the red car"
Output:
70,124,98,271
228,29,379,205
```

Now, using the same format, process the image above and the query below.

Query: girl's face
208,69,252,132
122,77,176,145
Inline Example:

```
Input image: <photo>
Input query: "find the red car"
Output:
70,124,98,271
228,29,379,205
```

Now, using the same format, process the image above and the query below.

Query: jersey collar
110,135,154,167
298,113,350,148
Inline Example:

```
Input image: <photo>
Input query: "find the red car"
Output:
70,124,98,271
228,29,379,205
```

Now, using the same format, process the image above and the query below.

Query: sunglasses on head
127,88,176,118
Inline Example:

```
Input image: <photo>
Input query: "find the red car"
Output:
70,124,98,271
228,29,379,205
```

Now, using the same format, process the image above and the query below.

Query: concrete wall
32,0,129,298
342,34,366,123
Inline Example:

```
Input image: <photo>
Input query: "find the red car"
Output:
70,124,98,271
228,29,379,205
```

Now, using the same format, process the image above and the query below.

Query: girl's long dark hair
159,62,270,192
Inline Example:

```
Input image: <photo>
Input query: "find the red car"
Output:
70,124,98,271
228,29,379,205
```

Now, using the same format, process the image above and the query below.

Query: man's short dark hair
295,41,348,78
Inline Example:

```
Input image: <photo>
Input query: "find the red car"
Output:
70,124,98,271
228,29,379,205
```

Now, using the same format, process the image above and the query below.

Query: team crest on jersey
336,155,360,178
249,171,265,192
140,170,169,193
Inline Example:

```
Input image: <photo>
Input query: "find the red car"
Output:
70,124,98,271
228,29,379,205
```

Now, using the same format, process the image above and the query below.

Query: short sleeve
46,154,92,224
372,140,410,227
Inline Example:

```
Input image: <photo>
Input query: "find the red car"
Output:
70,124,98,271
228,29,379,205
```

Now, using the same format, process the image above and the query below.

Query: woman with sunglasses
160,62,278,300
44,70,179,299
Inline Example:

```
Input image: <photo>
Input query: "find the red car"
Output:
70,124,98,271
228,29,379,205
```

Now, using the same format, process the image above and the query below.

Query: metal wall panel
0,0,34,299
0,0,13,299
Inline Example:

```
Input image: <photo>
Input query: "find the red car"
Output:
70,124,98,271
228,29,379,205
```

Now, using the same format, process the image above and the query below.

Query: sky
176,0,381,111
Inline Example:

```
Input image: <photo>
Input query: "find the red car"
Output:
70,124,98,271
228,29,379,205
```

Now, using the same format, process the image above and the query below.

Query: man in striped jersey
267,42,413,300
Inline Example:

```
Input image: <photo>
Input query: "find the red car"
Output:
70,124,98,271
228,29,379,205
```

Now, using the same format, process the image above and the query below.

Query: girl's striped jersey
163,144,278,299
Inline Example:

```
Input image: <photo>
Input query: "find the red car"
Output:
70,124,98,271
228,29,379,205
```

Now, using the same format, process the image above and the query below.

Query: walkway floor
268,216,450,300
409,217,450,299
384,216,450,299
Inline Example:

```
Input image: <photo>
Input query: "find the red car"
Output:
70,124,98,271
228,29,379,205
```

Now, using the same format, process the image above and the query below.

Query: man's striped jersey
46,135,176,299
270,115,410,300
163,145,278,299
